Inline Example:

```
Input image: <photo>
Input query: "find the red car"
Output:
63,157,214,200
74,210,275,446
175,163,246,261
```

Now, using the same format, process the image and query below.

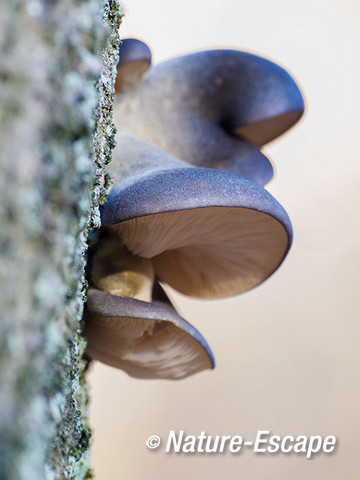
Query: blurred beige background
88,0,360,478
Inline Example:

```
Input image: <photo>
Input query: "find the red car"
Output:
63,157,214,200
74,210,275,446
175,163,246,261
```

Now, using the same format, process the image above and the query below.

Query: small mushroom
85,238,215,379
115,38,152,93
115,41,304,185
101,133,293,299
84,288,215,379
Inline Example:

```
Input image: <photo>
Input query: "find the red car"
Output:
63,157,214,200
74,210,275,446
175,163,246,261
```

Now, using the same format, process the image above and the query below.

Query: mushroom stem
89,236,154,301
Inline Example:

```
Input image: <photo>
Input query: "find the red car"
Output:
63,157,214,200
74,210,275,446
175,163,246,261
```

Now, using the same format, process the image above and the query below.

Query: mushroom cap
84,288,215,380
89,236,154,301
115,48,304,184
101,135,292,299
115,38,152,93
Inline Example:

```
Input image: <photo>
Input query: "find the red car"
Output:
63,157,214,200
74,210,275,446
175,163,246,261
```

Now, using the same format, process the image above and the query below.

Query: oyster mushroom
85,237,214,379
101,133,293,299
115,38,152,93
84,288,215,379
115,39,304,185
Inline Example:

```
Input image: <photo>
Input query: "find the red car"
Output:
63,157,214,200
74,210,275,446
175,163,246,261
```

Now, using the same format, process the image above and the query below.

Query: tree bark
0,1,122,478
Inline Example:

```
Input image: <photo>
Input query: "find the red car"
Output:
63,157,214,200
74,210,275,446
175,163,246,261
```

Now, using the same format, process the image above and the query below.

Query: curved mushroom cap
101,135,292,299
115,48,304,184
90,237,154,301
115,38,152,92
84,288,215,380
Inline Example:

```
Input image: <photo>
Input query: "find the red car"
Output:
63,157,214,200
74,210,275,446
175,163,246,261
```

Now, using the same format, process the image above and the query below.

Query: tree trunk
0,1,122,478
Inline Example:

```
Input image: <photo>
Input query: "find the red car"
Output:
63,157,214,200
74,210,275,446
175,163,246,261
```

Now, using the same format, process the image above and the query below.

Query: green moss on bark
0,1,122,478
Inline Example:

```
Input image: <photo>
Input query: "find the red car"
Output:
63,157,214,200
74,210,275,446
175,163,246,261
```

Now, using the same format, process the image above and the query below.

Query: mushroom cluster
84,38,304,380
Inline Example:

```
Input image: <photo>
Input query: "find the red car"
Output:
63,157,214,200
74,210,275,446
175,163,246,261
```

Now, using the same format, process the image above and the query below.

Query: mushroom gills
84,289,215,380
109,206,289,298
234,111,303,147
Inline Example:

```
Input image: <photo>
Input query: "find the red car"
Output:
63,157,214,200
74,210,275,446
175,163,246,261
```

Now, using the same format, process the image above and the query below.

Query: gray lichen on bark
0,1,122,478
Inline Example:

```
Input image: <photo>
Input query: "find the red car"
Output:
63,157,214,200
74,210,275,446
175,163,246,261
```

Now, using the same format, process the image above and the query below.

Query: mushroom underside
85,314,213,380
115,60,151,92
109,206,289,298
234,110,303,147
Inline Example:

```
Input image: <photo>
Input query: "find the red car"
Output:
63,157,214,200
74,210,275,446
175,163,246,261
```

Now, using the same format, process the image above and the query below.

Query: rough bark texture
0,1,122,478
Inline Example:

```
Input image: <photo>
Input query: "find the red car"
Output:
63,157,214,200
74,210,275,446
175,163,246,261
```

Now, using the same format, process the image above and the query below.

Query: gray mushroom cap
101,134,292,299
115,46,304,185
84,288,215,380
